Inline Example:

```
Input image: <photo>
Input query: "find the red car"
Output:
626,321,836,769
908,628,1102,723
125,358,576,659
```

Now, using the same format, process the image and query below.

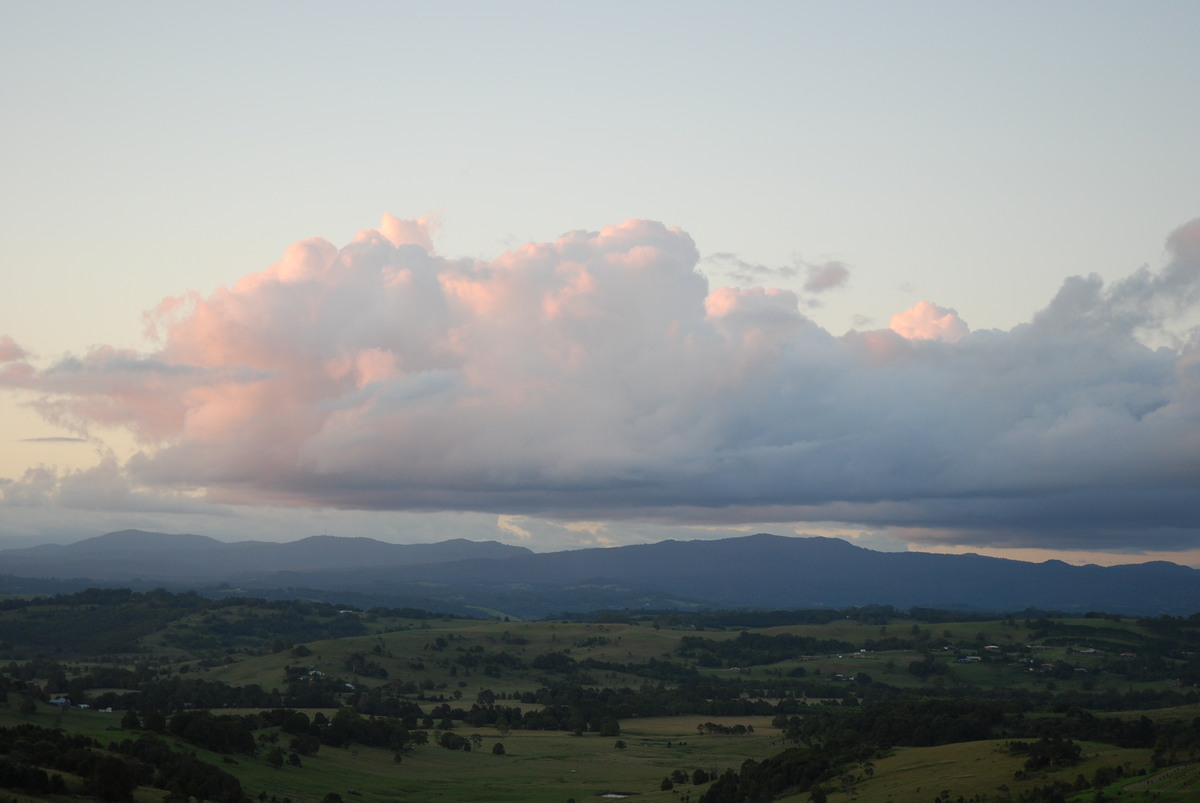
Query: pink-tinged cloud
0,336,26,362
705,286,800,320
889,300,970,342
4,214,1200,554
705,287,811,361
841,328,911,367
376,212,439,251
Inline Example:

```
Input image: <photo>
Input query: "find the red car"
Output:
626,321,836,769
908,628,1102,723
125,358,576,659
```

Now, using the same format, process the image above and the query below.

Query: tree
89,755,136,802
492,742,505,755
290,734,320,756
19,697,36,716
614,740,627,750
439,732,469,751
809,786,828,803
660,777,674,791
120,709,140,730
143,710,166,733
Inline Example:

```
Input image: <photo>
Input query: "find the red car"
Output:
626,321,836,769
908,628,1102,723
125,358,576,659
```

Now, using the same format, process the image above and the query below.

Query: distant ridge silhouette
0,529,530,581
0,530,1196,616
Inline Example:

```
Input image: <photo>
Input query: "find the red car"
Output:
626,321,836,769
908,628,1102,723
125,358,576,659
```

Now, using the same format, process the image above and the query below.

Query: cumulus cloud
889,300,970,342
4,214,1200,554
0,459,197,513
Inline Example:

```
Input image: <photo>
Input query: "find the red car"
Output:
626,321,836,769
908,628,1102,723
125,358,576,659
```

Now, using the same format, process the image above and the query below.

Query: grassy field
774,739,1153,803
4,600,1200,802
202,618,714,704
1122,763,1200,798
192,613,1183,705
204,715,777,803
0,696,779,803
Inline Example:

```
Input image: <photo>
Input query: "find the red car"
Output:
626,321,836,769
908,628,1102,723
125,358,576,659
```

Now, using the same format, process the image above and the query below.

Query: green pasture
5,603,1200,803
776,738,1152,803
0,693,126,739
227,715,780,803
1,693,780,803
204,619,705,701
193,612,1190,710
1121,763,1200,799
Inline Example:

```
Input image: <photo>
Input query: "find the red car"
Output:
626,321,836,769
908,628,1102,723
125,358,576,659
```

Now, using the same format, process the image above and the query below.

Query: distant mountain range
0,529,530,582
1,529,1197,618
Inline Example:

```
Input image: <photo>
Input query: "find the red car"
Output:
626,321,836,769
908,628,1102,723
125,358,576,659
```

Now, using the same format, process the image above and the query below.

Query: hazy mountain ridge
0,530,1197,616
0,530,532,582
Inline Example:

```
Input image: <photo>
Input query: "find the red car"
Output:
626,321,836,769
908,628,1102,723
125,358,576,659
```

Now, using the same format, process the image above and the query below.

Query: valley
2,587,1200,801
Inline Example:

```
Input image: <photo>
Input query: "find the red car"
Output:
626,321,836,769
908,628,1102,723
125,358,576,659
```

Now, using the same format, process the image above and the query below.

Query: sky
2,1,1199,564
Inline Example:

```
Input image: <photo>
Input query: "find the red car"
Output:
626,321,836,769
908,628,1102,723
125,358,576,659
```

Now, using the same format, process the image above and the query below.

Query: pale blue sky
2,1,1198,560
4,1,1196,352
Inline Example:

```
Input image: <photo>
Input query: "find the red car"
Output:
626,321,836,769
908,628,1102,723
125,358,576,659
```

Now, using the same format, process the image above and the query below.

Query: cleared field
775,739,1153,803
1124,763,1200,798
1,699,779,802
228,715,780,803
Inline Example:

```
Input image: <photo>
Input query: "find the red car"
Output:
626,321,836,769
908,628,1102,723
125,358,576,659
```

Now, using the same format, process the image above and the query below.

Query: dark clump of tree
0,757,66,797
0,721,240,803
438,731,469,750
700,738,874,802
343,651,389,679
697,722,754,735
678,632,855,668
110,734,242,802
578,656,700,683
1009,736,1083,771
906,655,950,680
313,707,413,751
578,605,996,631
0,586,465,658
531,651,577,673
167,710,257,755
